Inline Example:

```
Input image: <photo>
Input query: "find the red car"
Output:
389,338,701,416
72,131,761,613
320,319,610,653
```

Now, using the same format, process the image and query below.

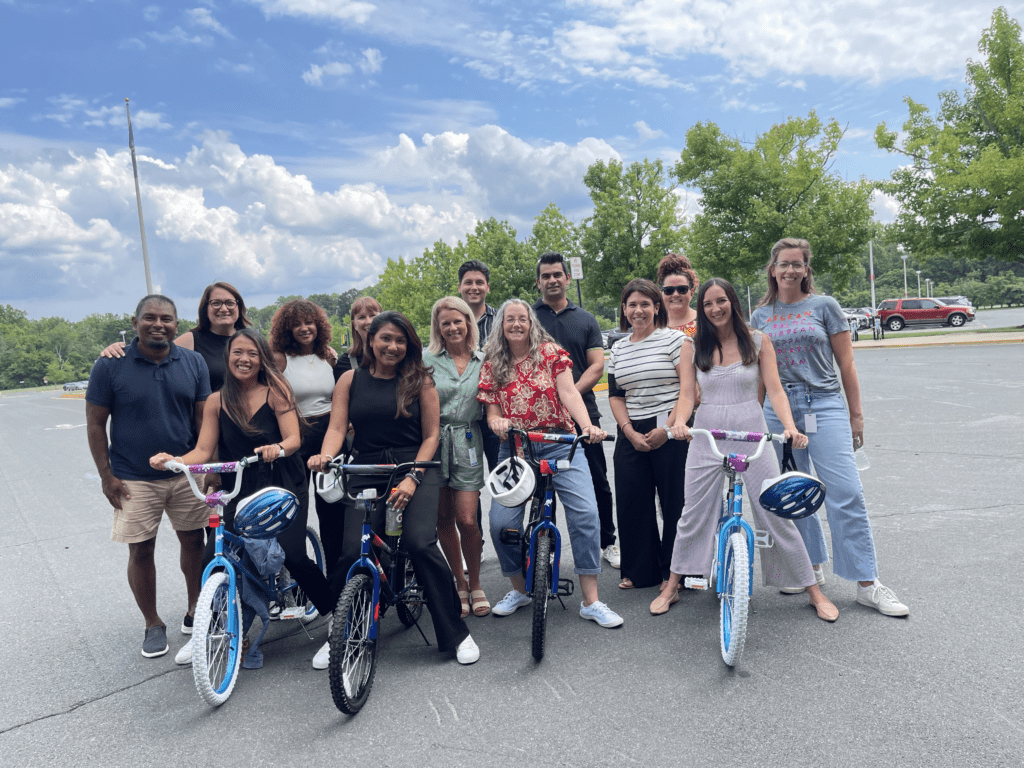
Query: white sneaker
312,640,330,669
580,600,624,628
857,580,909,617
174,638,194,665
456,634,480,665
780,566,826,594
491,589,531,616
602,545,621,569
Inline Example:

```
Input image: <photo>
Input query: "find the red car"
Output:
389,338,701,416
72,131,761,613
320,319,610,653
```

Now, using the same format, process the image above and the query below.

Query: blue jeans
764,384,879,582
488,440,602,577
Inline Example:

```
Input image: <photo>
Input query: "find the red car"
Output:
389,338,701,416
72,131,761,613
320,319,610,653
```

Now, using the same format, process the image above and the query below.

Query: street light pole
901,253,909,297
916,270,922,296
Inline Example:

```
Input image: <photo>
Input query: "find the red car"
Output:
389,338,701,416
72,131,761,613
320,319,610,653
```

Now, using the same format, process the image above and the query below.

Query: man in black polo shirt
532,252,619,568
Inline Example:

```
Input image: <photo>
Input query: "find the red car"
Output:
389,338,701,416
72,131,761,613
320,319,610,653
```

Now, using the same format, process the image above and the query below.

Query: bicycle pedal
498,528,522,546
754,530,775,549
277,606,307,621
684,577,709,590
557,578,575,597
267,601,283,620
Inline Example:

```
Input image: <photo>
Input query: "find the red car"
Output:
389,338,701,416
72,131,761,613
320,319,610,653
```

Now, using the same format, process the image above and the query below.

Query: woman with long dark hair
150,329,335,663
309,311,479,665
649,279,838,621
750,238,907,616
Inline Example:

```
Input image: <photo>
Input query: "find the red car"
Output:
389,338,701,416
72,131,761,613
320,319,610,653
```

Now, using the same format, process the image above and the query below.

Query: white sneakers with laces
857,580,909,616
602,545,621,569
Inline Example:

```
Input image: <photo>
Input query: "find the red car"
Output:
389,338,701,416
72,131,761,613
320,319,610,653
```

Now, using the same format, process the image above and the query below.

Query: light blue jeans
763,384,879,582
488,440,602,577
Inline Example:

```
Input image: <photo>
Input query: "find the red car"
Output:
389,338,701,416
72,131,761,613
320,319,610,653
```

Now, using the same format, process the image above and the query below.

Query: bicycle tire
395,554,424,627
531,531,552,661
719,531,750,668
329,574,378,714
295,526,326,623
192,571,242,707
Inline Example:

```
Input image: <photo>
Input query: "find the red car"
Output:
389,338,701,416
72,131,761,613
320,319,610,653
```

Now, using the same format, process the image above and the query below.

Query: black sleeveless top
191,328,231,391
218,391,305,515
349,367,423,460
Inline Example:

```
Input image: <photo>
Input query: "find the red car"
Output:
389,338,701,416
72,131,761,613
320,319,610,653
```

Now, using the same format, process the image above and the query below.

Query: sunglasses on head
661,285,690,296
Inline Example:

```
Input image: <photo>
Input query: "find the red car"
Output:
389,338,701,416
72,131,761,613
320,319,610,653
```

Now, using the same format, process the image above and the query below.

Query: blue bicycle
170,455,325,706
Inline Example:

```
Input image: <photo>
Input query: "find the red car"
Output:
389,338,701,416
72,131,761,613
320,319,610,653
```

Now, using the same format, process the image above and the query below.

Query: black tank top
191,328,231,391
349,367,423,459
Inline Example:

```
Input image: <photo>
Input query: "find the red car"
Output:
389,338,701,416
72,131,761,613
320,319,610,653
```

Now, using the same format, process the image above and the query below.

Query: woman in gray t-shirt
750,238,908,618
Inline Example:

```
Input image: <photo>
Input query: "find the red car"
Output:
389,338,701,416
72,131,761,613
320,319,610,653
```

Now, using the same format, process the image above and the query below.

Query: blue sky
1,0,1019,319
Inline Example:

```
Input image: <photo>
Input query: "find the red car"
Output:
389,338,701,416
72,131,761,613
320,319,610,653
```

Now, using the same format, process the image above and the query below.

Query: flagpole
125,98,153,294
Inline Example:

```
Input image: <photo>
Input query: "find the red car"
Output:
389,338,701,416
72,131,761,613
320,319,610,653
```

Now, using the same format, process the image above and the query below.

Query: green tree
674,111,874,288
465,218,534,307
579,159,686,291
875,8,1024,263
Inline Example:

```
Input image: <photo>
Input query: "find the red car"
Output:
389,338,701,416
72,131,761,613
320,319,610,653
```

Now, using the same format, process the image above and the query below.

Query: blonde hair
427,296,479,354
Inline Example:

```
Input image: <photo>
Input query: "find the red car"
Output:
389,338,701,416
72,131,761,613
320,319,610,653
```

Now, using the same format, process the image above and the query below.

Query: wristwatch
664,426,674,441
406,469,424,486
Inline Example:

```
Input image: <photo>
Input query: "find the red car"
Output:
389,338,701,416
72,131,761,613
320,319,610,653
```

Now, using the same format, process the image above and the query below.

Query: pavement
1,343,1023,767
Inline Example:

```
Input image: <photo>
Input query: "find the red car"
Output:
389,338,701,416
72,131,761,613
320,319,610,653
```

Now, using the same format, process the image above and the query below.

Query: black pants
332,452,470,653
299,413,348,583
580,416,616,549
613,416,688,588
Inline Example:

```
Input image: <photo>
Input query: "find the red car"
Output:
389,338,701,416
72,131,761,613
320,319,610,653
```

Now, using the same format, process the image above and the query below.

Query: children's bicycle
168,455,326,706
320,458,441,715
492,429,612,661
681,429,785,668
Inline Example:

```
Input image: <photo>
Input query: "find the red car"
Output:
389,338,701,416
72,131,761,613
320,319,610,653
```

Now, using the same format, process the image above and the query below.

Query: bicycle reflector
234,487,298,538
486,456,535,507
314,468,345,503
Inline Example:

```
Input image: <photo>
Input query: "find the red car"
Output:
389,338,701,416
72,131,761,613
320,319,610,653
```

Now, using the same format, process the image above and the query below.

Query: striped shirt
607,328,686,419
476,304,497,349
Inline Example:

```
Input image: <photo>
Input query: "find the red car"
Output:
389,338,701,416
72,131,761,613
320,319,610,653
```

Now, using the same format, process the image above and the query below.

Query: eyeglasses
661,285,690,296
774,261,807,272
209,299,238,309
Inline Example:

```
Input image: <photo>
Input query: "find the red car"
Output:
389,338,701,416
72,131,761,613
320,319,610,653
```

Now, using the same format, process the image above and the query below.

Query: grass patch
876,325,1024,340
0,384,65,396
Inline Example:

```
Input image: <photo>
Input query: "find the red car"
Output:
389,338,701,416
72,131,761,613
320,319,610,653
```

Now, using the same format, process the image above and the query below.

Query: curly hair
656,253,699,294
428,296,479,354
364,311,434,419
482,299,555,390
757,237,817,307
196,282,252,332
270,299,333,359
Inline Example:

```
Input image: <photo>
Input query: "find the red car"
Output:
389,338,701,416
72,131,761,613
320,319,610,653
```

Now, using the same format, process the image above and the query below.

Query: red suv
876,298,975,331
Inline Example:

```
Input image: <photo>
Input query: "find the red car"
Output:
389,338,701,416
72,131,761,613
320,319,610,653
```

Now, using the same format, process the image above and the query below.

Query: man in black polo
86,295,211,658
532,252,619,568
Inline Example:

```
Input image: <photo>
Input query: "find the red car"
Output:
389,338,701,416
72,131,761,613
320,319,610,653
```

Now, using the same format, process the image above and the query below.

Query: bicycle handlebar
688,429,784,464
324,459,442,502
164,449,284,506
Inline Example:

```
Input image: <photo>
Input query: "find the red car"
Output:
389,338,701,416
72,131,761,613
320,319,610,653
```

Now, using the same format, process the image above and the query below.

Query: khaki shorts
110,474,209,544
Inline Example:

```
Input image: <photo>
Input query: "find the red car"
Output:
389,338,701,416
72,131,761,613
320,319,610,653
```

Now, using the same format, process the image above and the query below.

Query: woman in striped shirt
608,279,689,591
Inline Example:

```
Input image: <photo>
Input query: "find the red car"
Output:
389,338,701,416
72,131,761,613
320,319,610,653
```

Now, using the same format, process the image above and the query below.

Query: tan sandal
470,589,491,617
618,578,635,589
649,591,680,615
457,590,470,619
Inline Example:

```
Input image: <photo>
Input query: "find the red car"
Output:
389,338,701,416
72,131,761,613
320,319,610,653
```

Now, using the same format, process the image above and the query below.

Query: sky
1,0,1020,320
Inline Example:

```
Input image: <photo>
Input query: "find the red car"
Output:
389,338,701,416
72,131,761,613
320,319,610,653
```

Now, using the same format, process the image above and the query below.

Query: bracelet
405,469,423,486
664,426,674,441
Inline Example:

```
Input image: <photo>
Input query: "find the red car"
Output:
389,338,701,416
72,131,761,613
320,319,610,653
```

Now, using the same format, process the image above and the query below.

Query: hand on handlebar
668,424,692,442
783,428,808,450
489,417,512,441
149,452,181,470
255,444,285,463
581,425,607,444
307,453,333,473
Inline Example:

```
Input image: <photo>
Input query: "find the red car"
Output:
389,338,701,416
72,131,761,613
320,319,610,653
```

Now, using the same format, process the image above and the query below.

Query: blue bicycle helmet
758,443,826,520
234,487,298,539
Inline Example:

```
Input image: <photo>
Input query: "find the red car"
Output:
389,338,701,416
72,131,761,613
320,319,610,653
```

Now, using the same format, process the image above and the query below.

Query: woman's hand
644,427,668,450
101,341,127,359
668,424,692,442
307,453,333,472
850,413,864,451
149,452,178,470
783,428,808,450
256,444,284,463
581,425,607,444
489,417,512,440
388,476,418,510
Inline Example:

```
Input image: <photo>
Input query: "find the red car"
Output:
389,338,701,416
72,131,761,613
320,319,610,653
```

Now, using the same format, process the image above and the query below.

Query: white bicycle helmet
486,456,535,507
314,468,345,503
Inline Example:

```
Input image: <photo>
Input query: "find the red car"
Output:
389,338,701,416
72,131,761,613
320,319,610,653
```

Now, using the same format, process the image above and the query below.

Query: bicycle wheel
192,571,242,707
329,574,378,714
531,531,552,661
395,554,424,627
719,531,750,668
294,526,326,623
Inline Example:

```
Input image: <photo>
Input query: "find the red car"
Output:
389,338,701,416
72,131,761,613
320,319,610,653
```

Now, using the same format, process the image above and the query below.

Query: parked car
876,298,975,332
62,380,89,391
602,329,630,349
841,307,873,330
935,295,973,307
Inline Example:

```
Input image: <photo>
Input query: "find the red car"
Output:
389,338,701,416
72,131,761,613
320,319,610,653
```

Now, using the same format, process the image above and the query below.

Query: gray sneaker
142,624,169,658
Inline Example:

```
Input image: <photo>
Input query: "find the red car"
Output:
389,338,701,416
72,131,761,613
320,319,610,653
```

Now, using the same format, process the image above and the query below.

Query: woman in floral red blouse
478,299,624,628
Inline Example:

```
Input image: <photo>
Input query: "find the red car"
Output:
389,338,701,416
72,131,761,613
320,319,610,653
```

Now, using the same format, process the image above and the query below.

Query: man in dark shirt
532,252,619,568
86,295,211,658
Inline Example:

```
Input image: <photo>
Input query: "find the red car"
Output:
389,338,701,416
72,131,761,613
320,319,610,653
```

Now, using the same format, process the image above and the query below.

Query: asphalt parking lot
1,341,1022,767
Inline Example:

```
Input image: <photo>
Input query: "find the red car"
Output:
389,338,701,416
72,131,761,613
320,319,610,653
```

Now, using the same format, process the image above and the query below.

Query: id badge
804,413,818,434
468,447,479,467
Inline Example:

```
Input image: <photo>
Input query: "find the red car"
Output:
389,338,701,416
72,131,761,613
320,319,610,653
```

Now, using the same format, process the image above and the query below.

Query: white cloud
143,5,161,22
634,120,664,140
0,98,25,108
149,26,211,45
301,61,354,86
249,0,377,25
83,106,172,131
360,48,384,74
185,8,234,39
